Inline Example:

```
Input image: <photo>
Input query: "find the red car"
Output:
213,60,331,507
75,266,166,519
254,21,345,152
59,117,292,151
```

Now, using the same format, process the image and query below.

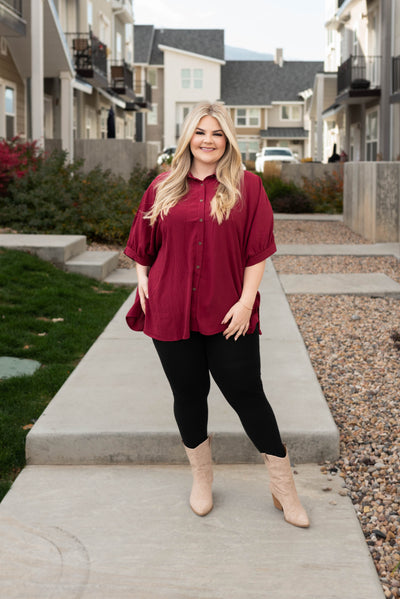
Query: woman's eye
214,133,223,137
195,131,204,135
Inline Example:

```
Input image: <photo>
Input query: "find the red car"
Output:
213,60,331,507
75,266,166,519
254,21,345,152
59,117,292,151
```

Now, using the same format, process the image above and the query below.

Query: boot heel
272,494,283,511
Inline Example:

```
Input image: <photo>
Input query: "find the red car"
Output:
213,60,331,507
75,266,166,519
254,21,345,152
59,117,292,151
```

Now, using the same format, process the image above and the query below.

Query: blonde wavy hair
146,101,244,225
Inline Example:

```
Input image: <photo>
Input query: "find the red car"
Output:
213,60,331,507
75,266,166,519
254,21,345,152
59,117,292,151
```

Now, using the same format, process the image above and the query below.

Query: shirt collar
188,172,217,183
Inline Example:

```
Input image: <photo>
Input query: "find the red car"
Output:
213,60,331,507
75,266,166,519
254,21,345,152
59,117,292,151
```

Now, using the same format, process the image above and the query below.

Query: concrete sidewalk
24,260,339,466
1,243,394,598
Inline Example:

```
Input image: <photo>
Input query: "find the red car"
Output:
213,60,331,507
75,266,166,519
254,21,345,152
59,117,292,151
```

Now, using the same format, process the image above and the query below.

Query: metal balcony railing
337,55,381,94
65,31,108,83
393,55,400,94
134,81,152,108
1,0,22,17
110,61,134,95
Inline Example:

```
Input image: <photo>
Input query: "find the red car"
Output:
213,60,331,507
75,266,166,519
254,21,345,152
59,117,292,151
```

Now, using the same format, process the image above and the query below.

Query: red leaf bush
0,137,42,197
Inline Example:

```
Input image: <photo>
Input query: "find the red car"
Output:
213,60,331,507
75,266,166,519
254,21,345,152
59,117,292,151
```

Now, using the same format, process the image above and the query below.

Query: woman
124,101,309,528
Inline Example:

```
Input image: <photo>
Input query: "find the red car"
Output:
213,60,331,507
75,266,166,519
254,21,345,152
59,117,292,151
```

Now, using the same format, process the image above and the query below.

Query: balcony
111,0,133,24
133,81,152,111
0,0,26,36
66,32,108,88
337,55,381,103
393,55,400,95
110,61,135,100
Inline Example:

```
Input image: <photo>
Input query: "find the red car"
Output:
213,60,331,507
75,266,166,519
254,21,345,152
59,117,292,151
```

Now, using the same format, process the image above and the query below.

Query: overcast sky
133,0,326,61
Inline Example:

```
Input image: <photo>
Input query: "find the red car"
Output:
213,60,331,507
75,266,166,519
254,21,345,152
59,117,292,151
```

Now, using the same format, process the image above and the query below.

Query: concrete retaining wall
344,162,400,242
74,140,159,178
281,163,343,187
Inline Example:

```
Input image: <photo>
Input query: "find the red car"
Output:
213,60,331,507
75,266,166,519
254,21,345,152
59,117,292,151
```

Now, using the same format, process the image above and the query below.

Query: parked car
157,146,176,166
255,147,298,172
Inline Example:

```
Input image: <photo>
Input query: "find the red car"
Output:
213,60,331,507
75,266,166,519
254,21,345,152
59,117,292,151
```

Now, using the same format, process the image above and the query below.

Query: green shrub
301,171,343,214
260,175,314,213
0,150,159,244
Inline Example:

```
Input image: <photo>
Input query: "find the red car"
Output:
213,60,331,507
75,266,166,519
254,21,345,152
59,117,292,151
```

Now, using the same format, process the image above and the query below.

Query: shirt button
200,199,204,202
192,287,196,291
199,218,203,222
198,241,202,245
196,265,200,269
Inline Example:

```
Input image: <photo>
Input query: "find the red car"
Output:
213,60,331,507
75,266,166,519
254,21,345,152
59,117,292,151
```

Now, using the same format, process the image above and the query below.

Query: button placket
193,184,206,294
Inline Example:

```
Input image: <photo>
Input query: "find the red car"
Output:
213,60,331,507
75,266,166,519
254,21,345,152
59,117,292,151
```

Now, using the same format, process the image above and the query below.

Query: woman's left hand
221,301,252,341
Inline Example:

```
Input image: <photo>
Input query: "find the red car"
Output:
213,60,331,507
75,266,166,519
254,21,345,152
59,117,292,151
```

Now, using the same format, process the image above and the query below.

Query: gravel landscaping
273,220,399,599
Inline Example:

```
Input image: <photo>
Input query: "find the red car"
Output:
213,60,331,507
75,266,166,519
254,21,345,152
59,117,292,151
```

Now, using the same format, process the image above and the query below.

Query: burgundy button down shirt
124,170,276,341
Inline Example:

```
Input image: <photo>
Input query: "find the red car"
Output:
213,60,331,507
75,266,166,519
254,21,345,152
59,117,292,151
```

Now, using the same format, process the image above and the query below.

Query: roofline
134,62,165,68
158,44,226,65
271,100,304,105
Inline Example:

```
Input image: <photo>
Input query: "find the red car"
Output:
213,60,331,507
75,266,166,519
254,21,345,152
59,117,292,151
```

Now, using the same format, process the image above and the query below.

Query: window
238,139,259,161
281,105,301,121
73,97,77,139
116,32,122,61
87,1,93,27
5,86,15,139
193,69,203,89
148,68,157,88
180,68,203,89
366,110,378,161
85,107,96,138
125,115,134,139
235,108,260,127
100,108,108,139
181,69,191,89
147,103,158,126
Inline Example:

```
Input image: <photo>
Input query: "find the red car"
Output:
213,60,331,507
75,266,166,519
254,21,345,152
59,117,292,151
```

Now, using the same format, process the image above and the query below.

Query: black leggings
153,328,286,457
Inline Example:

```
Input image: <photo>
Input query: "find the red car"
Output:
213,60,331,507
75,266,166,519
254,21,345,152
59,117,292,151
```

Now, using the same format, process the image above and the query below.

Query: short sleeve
124,178,161,266
244,174,276,267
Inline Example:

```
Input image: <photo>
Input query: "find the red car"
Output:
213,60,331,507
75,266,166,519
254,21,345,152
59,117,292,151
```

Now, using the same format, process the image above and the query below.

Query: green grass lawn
0,248,132,501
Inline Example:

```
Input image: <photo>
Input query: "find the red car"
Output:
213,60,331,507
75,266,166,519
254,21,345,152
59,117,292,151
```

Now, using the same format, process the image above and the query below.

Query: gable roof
134,26,225,65
221,60,324,105
134,25,155,63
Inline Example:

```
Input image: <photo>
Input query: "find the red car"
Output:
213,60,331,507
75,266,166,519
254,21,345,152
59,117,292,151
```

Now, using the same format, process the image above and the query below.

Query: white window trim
4,82,17,139
235,108,261,128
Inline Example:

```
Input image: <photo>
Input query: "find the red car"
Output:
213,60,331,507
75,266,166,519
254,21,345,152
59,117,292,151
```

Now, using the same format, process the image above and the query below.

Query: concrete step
104,268,137,286
279,272,400,296
276,242,400,258
25,261,339,466
0,234,86,265
0,463,384,599
65,251,119,281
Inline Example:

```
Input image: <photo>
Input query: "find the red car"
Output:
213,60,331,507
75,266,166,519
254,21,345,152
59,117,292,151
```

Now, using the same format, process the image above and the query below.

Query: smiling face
189,115,227,175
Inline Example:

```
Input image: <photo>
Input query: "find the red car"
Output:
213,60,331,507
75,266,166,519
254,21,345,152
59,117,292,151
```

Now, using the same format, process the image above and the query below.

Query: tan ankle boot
262,447,309,528
184,437,213,516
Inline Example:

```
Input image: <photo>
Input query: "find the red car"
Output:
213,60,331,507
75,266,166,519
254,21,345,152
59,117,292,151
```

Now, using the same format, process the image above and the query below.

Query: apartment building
221,52,322,163
311,0,400,162
0,0,150,160
134,25,323,163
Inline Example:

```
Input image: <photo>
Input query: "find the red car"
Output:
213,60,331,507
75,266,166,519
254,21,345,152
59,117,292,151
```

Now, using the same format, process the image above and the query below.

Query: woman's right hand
136,264,149,314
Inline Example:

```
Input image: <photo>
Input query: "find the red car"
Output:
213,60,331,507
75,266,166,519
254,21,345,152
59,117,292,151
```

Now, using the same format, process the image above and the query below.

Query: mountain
224,45,274,61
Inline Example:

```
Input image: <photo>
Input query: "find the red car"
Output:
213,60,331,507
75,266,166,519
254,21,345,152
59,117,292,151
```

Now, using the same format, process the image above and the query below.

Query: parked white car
157,146,176,166
255,147,298,172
